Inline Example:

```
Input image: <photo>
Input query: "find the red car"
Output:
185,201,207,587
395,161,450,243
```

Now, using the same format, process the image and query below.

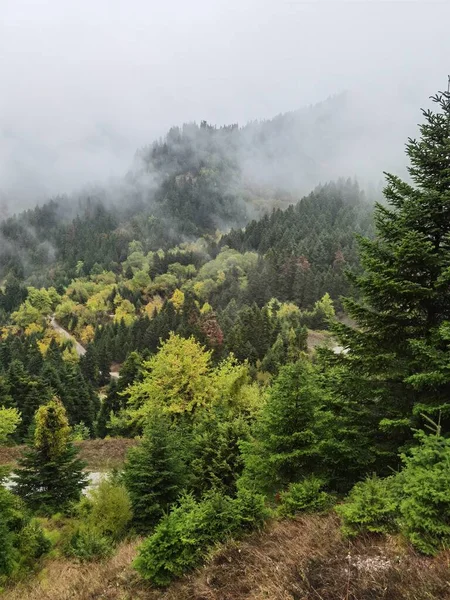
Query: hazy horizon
1,0,450,208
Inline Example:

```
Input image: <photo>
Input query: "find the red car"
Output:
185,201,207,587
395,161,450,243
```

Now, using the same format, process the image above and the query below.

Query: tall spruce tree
14,398,87,513
331,87,450,467
122,411,185,532
241,360,328,494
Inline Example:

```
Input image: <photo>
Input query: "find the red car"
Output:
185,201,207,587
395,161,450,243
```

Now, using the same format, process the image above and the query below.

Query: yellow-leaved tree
112,334,264,434
126,333,212,423
0,407,21,445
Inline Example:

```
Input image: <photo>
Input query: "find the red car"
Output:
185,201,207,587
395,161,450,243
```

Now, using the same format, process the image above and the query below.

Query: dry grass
2,539,148,600
306,329,332,352
75,438,137,470
163,514,450,600
0,438,137,471
4,514,450,600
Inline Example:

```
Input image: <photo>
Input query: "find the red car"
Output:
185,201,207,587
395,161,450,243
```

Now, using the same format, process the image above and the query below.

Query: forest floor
0,437,136,470
3,514,450,600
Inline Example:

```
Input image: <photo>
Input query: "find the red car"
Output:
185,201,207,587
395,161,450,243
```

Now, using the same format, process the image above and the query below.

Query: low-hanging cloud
1,0,450,211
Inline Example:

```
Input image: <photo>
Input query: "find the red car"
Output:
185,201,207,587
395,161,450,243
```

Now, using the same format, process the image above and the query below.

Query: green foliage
336,474,400,538
0,407,20,444
134,487,268,586
398,429,450,555
278,476,332,517
241,360,328,494
87,479,132,541
0,486,50,582
124,333,212,425
189,413,250,498
329,90,450,466
66,527,113,562
71,422,91,441
14,399,87,514
122,412,185,532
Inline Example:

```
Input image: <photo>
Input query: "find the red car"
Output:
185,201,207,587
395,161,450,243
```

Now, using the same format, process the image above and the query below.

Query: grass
0,437,137,471
3,514,450,600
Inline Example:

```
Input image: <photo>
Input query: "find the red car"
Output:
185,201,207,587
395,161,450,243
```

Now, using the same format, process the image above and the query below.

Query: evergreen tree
189,413,250,498
399,423,450,555
80,344,99,386
331,88,450,464
241,360,328,494
14,399,87,513
97,379,120,438
122,412,185,532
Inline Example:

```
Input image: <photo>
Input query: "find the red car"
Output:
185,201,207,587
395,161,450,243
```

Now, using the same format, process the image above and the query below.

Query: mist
1,0,450,210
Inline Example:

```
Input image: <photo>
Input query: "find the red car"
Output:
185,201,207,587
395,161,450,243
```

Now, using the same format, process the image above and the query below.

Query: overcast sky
1,0,449,206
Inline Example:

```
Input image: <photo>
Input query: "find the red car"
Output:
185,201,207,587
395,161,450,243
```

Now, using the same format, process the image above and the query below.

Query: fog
1,0,450,209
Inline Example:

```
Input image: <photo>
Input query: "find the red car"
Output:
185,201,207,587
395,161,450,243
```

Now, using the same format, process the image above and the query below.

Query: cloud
1,0,449,208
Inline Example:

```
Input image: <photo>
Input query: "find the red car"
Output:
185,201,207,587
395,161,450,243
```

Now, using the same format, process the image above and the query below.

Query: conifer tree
14,399,87,513
122,411,184,532
399,421,450,555
97,379,120,437
331,88,450,462
241,360,328,494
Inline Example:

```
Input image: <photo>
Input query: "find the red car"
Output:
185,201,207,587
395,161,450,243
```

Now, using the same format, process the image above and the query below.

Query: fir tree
14,399,87,513
122,412,185,532
241,360,328,494
331,88,450,463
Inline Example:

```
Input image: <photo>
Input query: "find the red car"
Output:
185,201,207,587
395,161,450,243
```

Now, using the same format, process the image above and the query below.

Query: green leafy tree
14,399,87,513
0,407,20,444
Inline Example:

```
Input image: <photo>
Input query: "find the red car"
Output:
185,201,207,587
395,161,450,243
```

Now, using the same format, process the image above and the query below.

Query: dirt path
49,316,86,356
49,316,120,377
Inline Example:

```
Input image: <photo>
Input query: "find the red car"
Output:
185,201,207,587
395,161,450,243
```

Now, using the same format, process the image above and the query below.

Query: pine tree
97,379,120,437
241,360,328,494
14,399,87,513
122,412,184,532
399,421,450,555
80,344,99,386
331,88,450,463
65,365,96,432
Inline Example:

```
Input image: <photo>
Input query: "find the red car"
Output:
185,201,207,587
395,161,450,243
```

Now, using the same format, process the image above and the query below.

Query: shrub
0,486,49,582
234,484,271,529
135,487,269,586
134,492,235,586
335,474,400,537
278,476,332,517
399,431,450,555
16,519,51,570
66,527,112,562
87,479,132,541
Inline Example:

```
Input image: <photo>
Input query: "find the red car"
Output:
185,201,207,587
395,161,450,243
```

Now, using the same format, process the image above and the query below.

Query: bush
335,474,400,537
66,527,113,562
135,487,269,586
16,519,51,570
87,479,132,541
399,431,450,555
278,476,332,517
0,486,50,582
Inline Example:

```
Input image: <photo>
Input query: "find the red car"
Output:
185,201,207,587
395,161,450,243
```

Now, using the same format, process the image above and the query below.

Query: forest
1,87,450,599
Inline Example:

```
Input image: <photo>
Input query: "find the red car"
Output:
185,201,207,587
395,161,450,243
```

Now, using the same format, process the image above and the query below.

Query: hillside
4,515,449,600
0,94,383,285
2,86,450,600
